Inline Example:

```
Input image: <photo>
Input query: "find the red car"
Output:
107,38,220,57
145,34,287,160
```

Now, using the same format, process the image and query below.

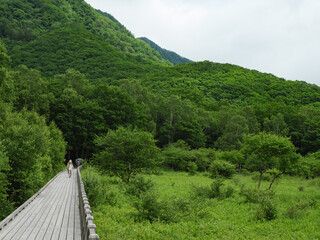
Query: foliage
94,127,160,182
126,175,154,197
0,103,66,207
218,150,245,173
161,140,192,170
132,192,176,223
186,162,198,176
241,132,299,188
82,170,320,239
81,168,118,207
296,151,320,178
0,145,13,220
209,160,236,178
191,178,235,200
0,0,169,64
139,37,192,65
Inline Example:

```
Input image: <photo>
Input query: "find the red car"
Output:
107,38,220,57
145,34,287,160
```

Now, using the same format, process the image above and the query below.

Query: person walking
67,160,73,178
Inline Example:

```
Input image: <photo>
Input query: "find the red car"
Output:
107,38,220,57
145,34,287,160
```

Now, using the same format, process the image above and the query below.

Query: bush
256,198,277,221
239,185,275,204
187,162,198,176
132,192,175,223
191,185,211,199
161,141,192,171
191,179,235,200
209,160,236,178
82,169,118,207
125,175,154,197
239,185,277,220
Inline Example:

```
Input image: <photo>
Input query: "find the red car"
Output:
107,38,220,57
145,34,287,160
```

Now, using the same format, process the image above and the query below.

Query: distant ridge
139,37,193,65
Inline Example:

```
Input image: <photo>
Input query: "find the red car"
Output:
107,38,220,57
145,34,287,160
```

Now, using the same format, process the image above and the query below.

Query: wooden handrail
77,166,99,240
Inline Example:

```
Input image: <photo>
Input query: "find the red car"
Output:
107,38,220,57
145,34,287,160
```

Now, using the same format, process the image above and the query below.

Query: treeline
1,0,320,221
0,42,66,220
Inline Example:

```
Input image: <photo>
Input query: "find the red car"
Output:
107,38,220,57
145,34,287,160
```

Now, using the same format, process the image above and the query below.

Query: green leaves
241,132,299,188
94,127,160,182
0,106,66,205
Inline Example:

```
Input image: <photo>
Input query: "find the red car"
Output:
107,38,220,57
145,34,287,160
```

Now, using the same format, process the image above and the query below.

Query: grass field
82,168,320,240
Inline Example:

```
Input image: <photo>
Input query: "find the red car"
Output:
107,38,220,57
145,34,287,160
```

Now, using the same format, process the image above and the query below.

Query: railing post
77,167,99,240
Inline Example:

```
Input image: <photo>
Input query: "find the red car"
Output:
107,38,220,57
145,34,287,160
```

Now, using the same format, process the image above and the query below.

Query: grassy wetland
82,168,320,240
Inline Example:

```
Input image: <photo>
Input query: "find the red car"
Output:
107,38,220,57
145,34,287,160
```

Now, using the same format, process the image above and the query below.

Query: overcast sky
85,0,320,86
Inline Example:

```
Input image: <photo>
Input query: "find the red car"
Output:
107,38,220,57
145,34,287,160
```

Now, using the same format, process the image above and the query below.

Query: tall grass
82,168,320,240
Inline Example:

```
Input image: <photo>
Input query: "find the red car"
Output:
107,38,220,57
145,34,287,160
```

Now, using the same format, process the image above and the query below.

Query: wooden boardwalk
0,169,82,240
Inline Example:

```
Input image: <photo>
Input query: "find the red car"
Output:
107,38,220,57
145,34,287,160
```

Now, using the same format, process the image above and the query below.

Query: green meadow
82,168,320,240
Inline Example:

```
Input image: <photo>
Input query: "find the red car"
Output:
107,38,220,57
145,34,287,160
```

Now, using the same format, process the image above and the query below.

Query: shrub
190,184,211,199
82,169,118,207
187,162,198,176
256,198,277,221
161,141,192,171
239,185,275,204
132,192,175,223
209,178,224,199
191,179,235,200
125,175,154,197
239,185,277,221
209,160,236,178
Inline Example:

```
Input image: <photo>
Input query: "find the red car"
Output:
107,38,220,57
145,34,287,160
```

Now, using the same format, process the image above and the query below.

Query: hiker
67,160,73,178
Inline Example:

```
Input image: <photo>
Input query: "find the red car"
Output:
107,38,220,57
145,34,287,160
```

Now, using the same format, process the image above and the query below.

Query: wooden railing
77,167,99,240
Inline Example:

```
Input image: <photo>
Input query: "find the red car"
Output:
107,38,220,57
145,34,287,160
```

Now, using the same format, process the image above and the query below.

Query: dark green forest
139,37,193,65
0,0,320,223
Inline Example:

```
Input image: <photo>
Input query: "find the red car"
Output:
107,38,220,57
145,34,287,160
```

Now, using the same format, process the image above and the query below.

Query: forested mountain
0,0,170,65
139,37,193,65
1,0,320,220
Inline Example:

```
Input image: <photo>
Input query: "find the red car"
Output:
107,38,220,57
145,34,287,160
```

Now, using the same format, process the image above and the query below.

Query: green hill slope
139,37,193,65
0,0,169,65
142,61,320,106
11,24,162,80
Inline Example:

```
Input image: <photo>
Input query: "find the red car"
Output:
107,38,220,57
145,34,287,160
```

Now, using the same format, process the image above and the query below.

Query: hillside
139,37,193,65
0,0,170,65
10,23,162,79
1,0,320,158
1,0,320,226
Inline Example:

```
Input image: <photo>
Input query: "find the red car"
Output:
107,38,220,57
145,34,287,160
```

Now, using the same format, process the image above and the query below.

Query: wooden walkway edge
0,169,82,240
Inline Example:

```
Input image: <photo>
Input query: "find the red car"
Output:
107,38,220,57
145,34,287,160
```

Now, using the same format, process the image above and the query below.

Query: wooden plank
31,174,67,239
25,175,66,240
58,169,76,239
43,170,72,239
67,170,77,240
0,172,62,231
0,169,83,240
0,177,61,240
4,175,64,240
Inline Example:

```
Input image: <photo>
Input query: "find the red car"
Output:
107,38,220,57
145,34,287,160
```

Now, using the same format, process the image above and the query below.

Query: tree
241,132,299,189
0,145,13,220
9,65,53,115
0,107,66,204
94,127,159,182
263,113,289,136
218,150,245,173
215,113,249,151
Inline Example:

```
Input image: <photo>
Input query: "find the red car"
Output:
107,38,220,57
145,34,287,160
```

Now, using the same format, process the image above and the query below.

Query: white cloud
85,0,320,85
